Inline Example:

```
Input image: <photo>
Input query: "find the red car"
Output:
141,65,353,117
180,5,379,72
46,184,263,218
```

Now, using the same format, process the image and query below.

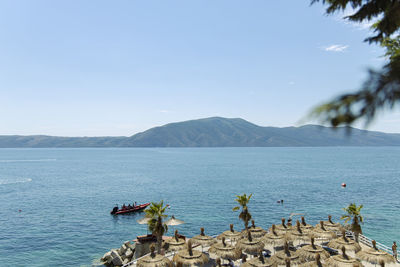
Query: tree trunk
156,216,163,254
354,232,360,243
157,233,162,254
352,218,362,243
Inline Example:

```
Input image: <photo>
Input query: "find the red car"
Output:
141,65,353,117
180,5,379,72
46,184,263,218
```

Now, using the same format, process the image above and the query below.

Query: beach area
98,215,400,267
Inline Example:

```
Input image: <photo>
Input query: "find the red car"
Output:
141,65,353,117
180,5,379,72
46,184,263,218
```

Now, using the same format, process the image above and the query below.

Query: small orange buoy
341,183,346,188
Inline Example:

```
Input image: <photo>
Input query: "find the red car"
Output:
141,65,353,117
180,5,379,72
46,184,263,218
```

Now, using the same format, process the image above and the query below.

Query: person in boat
112,205,119,214
134,201,137,207
122,204,126,210
127,204,132,209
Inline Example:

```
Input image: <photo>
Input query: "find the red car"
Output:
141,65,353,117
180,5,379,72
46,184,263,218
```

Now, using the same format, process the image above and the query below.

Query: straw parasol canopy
263,225,287,251
236,231,265,256
217,224,242,242
165,230,186,252
241,252,276,267
191,228,216,247
327,230,361,254
356,240,395,265
318,215,344,232
137,245,172,267
310,221,336,242
285,221,311,246
298,253,327,267
137,216,152,225
208,237,242,261
297,237,330,262
173,240,209,266
270,242,306,266
242,220,267,239
165,215,185,226
272,218,291,235
300,217,313,232
325,247,363,266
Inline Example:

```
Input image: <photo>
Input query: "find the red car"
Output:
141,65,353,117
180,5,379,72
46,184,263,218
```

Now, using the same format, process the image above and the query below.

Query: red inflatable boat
110,203,150,215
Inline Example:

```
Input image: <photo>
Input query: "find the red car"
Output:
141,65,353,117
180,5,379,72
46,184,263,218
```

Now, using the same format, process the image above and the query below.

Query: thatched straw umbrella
300,217,313,232
242,220,267,239
356,240,395,265
217,224,242,243
165,230,186,253
191,228,216,251
165,215,185,226
270,242,306,266
137,245,172,267
297,237,330,262
173,240,209,267
310,221,336,243
318,215,343,233
236,231,265,256
327,230,361,256
286,221,311,246
272,218,291,235
263,224,287,253
242,252,276,267
298,253,327,267
325,247,364,267
208,237,242,262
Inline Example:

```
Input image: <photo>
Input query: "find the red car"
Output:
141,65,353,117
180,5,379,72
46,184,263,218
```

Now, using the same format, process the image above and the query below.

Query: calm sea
0,147,399,266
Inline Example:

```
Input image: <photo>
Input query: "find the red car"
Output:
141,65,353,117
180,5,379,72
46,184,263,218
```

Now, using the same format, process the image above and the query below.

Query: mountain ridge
1,117,400,147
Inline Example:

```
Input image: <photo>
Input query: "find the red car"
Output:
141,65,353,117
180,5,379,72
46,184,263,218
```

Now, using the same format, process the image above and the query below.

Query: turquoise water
0,147,399,267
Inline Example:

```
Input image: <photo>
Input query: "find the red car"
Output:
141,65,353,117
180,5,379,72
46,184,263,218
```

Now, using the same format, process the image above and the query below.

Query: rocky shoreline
100,240,136,267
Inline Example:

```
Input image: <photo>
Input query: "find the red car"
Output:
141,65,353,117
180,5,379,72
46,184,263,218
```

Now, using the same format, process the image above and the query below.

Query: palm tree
341,203,364,243
145,201,169,254
232,193,252,231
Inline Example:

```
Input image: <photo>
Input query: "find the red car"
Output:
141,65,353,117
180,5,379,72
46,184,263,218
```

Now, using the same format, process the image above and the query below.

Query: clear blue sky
0,0,398,136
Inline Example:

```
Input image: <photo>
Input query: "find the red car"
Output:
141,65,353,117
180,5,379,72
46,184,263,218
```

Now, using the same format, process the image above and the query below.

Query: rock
119,244,127,254
120,253,126,261
123,258,129,265
101,251,112,262
125,248,133,259
125,241,135,250
111,250,123,266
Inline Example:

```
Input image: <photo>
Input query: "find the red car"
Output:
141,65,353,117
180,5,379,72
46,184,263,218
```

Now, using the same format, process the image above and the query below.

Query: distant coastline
1,117,400,148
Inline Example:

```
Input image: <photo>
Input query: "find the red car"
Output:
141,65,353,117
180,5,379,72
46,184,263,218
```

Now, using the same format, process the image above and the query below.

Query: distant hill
1,117,400,147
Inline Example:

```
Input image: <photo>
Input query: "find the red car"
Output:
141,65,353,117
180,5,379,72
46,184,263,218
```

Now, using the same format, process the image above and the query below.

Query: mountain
1,117,400,147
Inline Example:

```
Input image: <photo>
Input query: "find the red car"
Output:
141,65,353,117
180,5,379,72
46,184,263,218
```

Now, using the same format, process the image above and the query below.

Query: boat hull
111,203,150,215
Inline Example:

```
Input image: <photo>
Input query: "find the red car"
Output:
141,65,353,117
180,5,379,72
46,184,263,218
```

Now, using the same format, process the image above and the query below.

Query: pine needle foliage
310,0,400,128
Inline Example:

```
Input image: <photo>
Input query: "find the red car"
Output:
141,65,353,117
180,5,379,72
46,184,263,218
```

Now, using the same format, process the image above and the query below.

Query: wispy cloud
323,44,349,52
159,110,170,113
288,81,295,85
